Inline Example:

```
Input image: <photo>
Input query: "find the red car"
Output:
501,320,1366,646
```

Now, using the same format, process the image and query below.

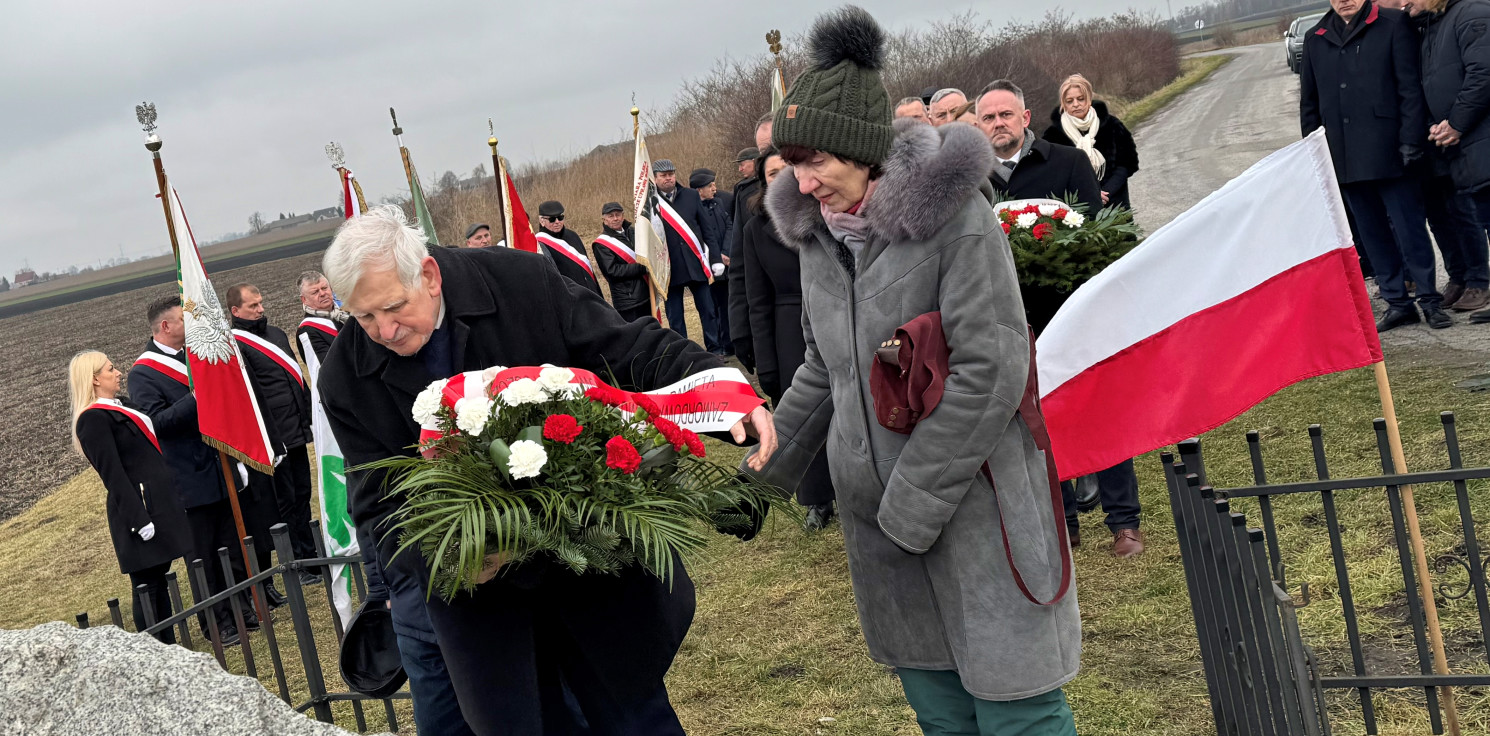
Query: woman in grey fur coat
744,7,1080,735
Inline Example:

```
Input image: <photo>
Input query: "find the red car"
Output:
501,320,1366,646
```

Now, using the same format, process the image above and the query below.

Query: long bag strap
982,336,1072,606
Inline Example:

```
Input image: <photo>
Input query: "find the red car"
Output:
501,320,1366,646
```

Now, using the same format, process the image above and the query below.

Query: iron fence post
273,523,335,723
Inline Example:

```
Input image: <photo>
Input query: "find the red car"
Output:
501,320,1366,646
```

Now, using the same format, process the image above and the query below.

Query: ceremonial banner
771,66,787,113
338,167,368,218
299,329,358,628
633,124,669,318
170,186,276,472
502,165,539,253
1036,129,1382,480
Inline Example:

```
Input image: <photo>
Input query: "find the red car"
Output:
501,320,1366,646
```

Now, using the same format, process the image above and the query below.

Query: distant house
13,269,38,287
263,213,315,232
311,206,341,221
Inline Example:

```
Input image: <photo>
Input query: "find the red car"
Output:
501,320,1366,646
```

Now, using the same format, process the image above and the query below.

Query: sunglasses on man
542,214,565,222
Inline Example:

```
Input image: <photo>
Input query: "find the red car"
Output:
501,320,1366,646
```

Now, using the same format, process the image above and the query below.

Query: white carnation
538,366,577,393
455,397,494,436
1037,203,1059,217
499,378,550,406
411,378,449,426
1063,211,1085,227
507,440,548,479
1016,212,1039,229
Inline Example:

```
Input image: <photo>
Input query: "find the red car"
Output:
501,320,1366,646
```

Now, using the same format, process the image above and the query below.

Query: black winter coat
991,137,1105,216
741,215,805,400
1301,2,1429,183
658,185,721,285
295,313,340,364
127,343,226,509
1041,100,1140,210
537,226,602,296
698,196,734,260
1419,0,1490,192
318,246,725,732
593,222,651,311
77,405,193,573
728,177,761,368
233,316,312,448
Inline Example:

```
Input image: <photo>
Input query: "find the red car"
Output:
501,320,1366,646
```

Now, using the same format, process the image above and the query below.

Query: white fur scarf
1061,108,1107,181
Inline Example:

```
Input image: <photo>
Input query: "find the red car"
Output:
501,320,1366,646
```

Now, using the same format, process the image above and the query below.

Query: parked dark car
1285,13,1327,73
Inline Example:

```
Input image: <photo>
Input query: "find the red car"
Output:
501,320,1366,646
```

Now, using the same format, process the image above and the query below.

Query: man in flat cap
593,202,651,322
736,147,759,181
692,167,734,354
464,223,493,248
652,159,723,352
534,200,601,296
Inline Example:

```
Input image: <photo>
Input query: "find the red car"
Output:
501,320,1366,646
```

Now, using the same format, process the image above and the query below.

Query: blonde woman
70,351,192,643
1042,74,1140,210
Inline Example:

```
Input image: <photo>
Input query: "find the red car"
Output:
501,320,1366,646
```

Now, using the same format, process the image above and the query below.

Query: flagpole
633,106,660,322
390,108,417,199
136,103,268,626
488,120,514,248
325,142,367,216
1373,360,1461,735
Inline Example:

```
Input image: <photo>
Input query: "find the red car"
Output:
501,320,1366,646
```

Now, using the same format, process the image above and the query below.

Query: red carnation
999,209,1016,224
542,414,584,444
651,416,689,451
633,394,662,418
1001,221,1011,234
1053,208,1068,220
585,385,627,408
605,436,642,474
1023,204,1040,215
682,429,706,458
1032,222,1053,241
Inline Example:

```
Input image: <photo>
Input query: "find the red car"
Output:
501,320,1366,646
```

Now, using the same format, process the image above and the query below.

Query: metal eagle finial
136,102,158,134
325,141,346,169
766,30,782,56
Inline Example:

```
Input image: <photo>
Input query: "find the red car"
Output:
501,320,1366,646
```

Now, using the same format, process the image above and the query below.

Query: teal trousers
897,668,1077,736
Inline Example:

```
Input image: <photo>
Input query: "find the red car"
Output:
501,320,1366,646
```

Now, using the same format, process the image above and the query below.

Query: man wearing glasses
534,200,601,296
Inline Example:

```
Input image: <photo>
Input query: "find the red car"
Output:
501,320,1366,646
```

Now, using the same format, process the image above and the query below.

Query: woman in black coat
70,350,192,642
1042,74,1140,211
740,149,837,531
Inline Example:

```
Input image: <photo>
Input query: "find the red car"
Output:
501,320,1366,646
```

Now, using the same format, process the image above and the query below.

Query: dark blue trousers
1342,176,1440,309
397,632,477,736
1062,459,1141,534
665,280,721,352
1425,175,1489,289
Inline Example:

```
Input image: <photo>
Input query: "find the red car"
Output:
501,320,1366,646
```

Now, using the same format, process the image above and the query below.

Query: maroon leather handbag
869,312,1072,606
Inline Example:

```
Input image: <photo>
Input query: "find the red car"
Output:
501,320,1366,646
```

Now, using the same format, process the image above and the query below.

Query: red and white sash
654,197,711,281
233,329,305,387
299,316,339,338
536,233,595,279
593,234,639,264
88,400,161,453
133,351,190,387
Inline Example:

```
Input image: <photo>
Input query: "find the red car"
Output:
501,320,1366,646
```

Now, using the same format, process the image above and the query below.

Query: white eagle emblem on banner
184,288,235,365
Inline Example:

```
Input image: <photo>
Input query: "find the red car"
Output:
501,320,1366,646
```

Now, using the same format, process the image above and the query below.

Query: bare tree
248,211,266,234
472,163,488,180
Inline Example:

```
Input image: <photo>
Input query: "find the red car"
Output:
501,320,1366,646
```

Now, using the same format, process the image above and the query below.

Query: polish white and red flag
169,184,277,473
1035,129,1382,480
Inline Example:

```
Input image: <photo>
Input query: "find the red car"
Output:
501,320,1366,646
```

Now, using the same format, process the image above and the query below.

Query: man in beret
464,223,492,248
652,159,723,352
593,202,652,322
693,168,734,354
534,200,601,296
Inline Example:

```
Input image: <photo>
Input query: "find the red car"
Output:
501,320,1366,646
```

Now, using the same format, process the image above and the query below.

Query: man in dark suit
317,206,776,734
976,79,1104,217
127,295,254,643
227,283,320,584
1301,0,1446,331
534,200,602,296
593,201,652,322
653,158,724,353
728,118,774,369
693,168,735,354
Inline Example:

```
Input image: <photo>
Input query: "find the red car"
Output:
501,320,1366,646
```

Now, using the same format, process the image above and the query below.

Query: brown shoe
1112,528,1145,558
1452,287,1489,312
1442,282,1466,309
1069,528,1081,549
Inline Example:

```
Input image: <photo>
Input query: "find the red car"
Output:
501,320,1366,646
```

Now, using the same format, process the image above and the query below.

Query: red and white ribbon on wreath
416,365,762,456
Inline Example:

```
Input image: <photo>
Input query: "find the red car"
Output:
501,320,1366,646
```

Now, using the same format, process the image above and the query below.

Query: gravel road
1128,42,1490,366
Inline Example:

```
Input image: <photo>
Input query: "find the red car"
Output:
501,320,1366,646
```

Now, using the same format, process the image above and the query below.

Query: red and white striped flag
169,185,277,472
1035,130,1382,480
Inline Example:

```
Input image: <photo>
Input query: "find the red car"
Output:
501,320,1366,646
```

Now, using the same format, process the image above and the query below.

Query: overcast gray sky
0,0,1170,279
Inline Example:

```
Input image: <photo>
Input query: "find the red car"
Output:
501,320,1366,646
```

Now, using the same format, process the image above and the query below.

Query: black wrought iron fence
73,522,408,733
1171,412,1490,735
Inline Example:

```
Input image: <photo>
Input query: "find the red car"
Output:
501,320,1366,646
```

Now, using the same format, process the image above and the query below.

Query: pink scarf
821,179,879,249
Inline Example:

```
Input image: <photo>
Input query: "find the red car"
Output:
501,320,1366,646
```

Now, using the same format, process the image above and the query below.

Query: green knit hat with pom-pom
773,6,894,166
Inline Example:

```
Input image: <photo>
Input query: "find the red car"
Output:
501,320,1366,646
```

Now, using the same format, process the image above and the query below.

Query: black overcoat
1419,0,1490,192
296,315,338,364
1301,2,1429,184
593,222,650,311
127,343,226,509
727,177,761,367
741,216,806,398
233,316,312,448
1041,100,1140,210
76,405,193,573
538,226,602,296
658,186,720,285
318,245,725,733
992,137,1105,216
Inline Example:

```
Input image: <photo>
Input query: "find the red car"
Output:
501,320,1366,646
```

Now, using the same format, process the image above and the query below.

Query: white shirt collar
153,339,180,356
435,297,446,330
97,397,122,407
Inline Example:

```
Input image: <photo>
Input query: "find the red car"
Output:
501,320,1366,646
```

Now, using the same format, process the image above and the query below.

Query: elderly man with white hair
315,205,776,735
928,87,967,126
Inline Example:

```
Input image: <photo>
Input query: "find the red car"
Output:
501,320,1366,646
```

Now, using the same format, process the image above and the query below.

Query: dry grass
1181,26,1284,55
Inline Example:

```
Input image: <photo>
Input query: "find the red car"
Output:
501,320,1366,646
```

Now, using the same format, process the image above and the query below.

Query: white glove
712,262,725,277
236,463,249,488
138,523,156,541
273,454,285,468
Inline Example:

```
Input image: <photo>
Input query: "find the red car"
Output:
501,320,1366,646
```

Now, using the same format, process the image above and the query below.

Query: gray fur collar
766,118,995,250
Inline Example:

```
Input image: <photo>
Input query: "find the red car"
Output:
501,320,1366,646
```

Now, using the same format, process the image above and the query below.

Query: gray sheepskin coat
747,119,1081,700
